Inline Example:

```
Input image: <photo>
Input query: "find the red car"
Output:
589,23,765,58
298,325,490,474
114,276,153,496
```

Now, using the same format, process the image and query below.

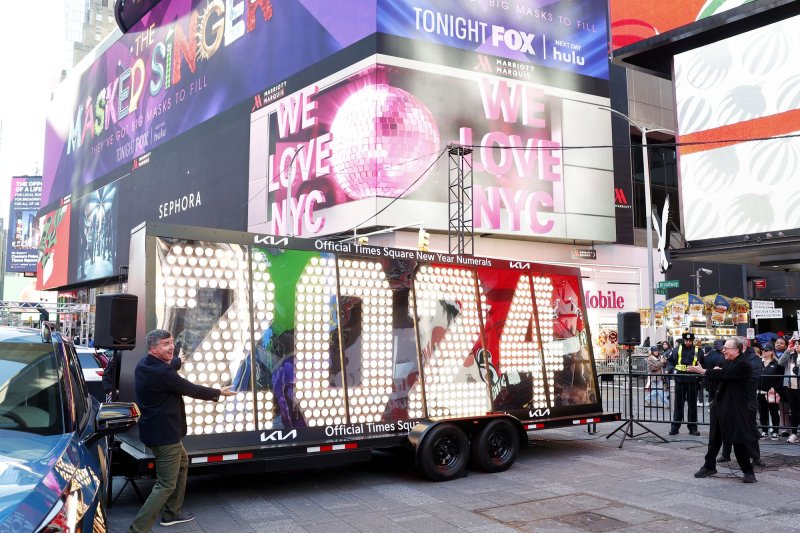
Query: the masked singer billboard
43,0,377,210
6,176,42,273
249,58,615,242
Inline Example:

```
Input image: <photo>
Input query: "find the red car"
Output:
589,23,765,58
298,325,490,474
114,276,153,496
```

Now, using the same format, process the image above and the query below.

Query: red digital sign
609,0,756,50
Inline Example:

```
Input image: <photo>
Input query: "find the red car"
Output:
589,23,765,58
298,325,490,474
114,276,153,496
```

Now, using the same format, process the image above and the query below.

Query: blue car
0,326,139,532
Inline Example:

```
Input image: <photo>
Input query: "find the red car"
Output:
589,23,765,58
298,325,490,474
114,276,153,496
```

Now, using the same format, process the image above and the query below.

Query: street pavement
107,425,800,533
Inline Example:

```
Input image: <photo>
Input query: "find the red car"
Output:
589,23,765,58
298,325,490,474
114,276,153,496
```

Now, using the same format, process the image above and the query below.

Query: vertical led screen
36,202,72,291
674,14,800,241
609,0,756,50
6,176,42,273
249,60,615,242
43,0,376,209
146,232,601,444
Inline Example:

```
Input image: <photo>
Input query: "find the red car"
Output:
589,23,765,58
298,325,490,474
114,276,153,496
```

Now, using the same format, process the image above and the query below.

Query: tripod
606,345,668,448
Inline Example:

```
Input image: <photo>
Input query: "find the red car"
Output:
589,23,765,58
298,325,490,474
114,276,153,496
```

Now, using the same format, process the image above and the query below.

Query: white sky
0,1,66,222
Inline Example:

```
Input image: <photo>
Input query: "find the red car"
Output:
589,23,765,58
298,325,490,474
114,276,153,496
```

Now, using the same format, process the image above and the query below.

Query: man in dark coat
703,339,725,402
666,332,705,435
128,329,235,533
688,337,760,483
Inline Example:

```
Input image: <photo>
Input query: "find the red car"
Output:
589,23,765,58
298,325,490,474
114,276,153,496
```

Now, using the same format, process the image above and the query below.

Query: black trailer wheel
470,419,518,473
418,423,469,481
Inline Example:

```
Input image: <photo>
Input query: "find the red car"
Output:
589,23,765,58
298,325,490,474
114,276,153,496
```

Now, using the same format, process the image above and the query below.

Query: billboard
36,202,72,290
378,0,610,82
675,13,800,241
249,58,615,242
6,177,43,273
37,103,251,289
43,0,377,209
609,0,756,50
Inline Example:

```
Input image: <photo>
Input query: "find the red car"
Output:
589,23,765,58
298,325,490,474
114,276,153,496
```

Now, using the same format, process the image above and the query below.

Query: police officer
667,332,705,435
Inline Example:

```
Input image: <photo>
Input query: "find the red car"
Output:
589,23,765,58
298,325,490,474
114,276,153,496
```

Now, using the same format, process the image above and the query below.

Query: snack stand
665,292,746,342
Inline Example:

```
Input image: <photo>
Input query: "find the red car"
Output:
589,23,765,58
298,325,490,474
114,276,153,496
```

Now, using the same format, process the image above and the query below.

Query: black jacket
666,341,705,381
705,354,761,444
135,354,221,447
759,359,784,392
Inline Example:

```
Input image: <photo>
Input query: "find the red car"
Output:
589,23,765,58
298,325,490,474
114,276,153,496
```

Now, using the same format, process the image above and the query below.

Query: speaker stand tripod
606,345,667,448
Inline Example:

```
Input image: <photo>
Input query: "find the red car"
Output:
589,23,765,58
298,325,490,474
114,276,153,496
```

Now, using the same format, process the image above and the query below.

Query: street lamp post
694,268,713,296
598,106,674,345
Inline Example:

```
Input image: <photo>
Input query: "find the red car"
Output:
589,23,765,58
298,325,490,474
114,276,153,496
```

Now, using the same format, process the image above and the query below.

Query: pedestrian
666,332,704,436
689,337,760,483
128,329,236,533
757,343,783,440
645,346,667,407
774,336,791,436
717,337,762,465
777,335,800,443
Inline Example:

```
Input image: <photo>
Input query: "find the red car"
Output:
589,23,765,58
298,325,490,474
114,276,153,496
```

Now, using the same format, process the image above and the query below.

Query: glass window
65,346,89,427
0,343,65,435
631,136,680,232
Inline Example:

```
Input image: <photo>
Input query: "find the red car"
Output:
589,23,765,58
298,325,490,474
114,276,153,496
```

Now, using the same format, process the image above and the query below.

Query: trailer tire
470,418,518,473
418,423,469,481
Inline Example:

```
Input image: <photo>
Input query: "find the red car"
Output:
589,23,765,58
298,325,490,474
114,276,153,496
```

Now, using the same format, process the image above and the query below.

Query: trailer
113,222,619,483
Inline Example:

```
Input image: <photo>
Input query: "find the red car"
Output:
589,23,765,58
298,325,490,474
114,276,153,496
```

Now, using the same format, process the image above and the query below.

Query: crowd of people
646,332,799,443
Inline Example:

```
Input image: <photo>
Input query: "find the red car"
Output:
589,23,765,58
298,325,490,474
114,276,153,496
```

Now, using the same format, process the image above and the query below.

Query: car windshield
0,344,65,435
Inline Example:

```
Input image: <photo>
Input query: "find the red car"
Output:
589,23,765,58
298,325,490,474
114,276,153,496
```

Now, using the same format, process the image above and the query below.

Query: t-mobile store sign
584,290,625,309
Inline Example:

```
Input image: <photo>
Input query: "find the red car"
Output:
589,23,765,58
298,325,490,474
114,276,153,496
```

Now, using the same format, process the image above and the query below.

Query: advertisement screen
43,0,376,208
48,102,251,287
36,202,72,290
6,177,42,273
675,14,800,241
378,0,609,81
609,0,756,50
249,58,615,242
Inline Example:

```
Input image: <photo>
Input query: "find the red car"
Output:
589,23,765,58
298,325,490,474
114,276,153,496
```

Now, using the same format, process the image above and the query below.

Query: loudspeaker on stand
617,311,641,345
94,293,138,350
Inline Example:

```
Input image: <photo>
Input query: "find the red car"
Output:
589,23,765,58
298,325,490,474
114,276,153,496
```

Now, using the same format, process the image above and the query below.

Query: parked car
75,346,109,402
0,325,139,532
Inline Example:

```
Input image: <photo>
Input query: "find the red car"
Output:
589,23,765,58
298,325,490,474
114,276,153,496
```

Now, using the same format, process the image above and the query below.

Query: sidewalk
107,426,800,533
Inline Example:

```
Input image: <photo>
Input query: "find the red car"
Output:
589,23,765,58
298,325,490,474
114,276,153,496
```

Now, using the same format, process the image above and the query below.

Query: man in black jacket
128,329,235,533
689,337,760,483
717,338,763,466
666,333,704,436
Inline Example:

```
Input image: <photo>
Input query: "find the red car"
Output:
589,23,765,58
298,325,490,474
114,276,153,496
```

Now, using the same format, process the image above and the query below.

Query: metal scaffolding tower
447,144,474,256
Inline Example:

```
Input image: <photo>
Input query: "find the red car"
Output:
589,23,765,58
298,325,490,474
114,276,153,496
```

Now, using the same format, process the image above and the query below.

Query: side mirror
84,402,140,447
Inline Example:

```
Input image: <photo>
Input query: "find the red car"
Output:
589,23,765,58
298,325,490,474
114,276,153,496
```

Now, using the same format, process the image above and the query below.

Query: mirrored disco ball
330,84,440,200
